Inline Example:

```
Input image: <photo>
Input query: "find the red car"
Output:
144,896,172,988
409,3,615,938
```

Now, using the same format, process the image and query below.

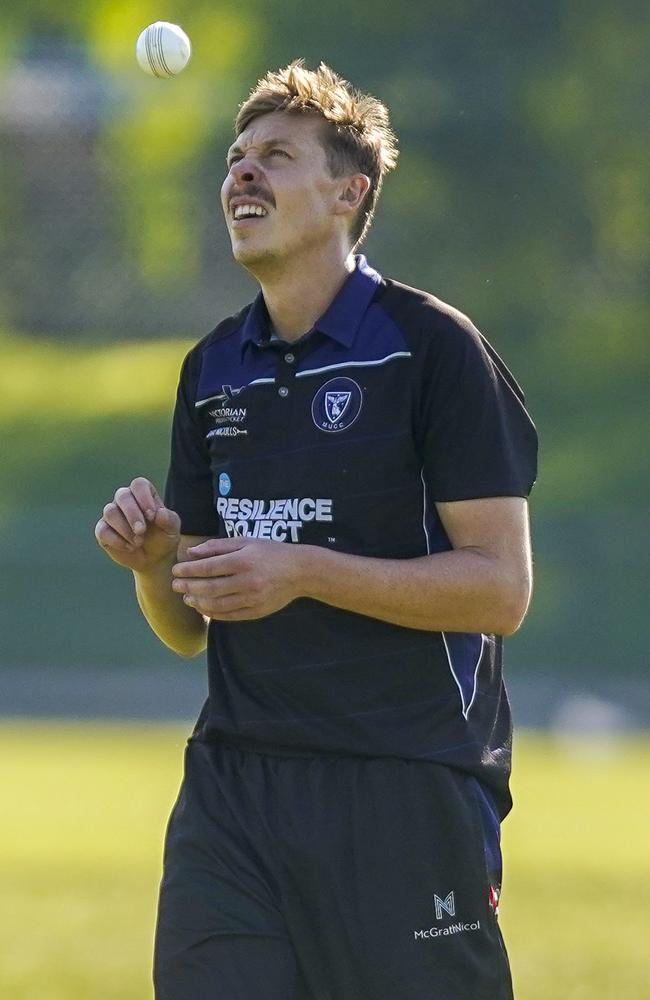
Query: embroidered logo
311,377,362,433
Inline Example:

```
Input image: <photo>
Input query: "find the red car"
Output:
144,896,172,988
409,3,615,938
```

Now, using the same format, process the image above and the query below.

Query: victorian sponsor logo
208,406,247,425
205,385,249,440
213,385,245,404
206,426,248,438
215,496,333,543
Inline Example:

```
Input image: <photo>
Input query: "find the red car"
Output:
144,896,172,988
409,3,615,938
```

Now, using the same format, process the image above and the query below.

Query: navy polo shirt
165,255,537,817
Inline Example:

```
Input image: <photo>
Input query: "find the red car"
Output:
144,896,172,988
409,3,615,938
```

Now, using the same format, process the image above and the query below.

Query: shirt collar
240,254,382,355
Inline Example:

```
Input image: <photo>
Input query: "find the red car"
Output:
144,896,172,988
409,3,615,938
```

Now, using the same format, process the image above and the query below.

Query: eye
227,154,242,168
269,148,290,158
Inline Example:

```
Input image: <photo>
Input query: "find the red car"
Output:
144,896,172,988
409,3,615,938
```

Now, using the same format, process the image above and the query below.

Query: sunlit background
1,3,648,998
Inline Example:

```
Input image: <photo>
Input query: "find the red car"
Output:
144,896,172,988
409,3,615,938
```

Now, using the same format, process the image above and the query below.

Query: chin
231,238,286,273
233,243,272,268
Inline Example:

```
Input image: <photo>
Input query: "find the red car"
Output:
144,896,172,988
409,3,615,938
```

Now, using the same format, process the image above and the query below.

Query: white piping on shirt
295,352,412,378
195,354,411,407
420,468,431,555
195,377,275,408
441,632,486,720
421,467,485,721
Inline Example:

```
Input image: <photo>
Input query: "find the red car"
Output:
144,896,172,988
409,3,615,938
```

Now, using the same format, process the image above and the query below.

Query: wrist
133,549,176,584
295,543,331,602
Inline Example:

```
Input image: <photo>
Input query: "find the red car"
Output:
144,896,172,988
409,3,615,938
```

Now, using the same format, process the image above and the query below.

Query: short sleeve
417,312,538,502
164,348,218,535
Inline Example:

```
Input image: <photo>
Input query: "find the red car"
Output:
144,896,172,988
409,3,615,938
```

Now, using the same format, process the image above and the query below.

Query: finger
173,552,242,579
114,487,148,535
130,477,163,522
102,502,138,544
173,575,241,598
95,519,135,553
187,537,248,558
208,608,260,621
188,593,253,616
153,506,182,538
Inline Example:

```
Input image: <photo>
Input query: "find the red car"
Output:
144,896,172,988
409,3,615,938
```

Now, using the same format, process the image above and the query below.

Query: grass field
1,723,648,999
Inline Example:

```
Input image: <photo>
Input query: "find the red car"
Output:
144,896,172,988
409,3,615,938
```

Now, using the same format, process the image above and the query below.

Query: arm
171,496,533,636
133,532,209,656
95,477,209,657
300,496,532,635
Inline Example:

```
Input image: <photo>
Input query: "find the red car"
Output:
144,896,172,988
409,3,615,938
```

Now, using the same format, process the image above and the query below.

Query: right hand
95,477,181,574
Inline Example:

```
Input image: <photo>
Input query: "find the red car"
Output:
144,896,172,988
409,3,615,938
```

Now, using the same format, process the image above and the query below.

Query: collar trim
240,255,382,355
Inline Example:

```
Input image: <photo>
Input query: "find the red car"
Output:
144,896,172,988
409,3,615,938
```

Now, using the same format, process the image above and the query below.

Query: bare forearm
298,545,531,635
134,555,208,656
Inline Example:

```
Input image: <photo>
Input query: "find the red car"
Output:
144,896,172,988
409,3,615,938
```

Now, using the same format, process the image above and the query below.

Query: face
221,111,351,271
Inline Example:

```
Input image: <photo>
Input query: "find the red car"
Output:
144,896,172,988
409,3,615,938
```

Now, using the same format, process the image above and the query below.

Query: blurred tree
0,0,647,678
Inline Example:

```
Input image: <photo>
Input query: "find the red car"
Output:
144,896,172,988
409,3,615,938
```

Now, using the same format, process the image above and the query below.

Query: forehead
232,110,326,152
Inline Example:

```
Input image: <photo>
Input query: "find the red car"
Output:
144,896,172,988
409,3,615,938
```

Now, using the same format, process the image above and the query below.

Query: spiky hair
235,60,398,246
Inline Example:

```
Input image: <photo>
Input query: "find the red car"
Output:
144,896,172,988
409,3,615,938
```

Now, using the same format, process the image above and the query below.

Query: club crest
325,391,351,424
312,377,362,433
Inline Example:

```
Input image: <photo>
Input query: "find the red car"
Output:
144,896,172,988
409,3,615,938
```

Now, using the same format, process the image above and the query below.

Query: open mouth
232,203,269,223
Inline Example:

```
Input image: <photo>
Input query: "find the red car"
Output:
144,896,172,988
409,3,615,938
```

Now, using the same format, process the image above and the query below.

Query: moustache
229,184,276,210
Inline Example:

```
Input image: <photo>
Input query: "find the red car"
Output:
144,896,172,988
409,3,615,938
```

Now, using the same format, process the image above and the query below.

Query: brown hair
235,61,398,246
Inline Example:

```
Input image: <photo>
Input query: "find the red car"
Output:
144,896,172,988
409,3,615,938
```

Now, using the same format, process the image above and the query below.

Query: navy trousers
154,739,513,999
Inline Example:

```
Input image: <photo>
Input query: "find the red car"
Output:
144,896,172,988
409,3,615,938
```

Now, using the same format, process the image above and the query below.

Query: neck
250,243,355,343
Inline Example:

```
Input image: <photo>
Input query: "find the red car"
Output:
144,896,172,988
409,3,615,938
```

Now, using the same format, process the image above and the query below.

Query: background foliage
0,2,648,685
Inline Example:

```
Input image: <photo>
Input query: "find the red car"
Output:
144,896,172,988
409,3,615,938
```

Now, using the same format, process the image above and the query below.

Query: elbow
165,610,209,658
175,642,206,659
498,609,528,637
495,574,532,637
161,625,208,659
176,626,209,658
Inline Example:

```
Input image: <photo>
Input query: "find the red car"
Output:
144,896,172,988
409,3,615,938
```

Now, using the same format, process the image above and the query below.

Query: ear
334,173,371,217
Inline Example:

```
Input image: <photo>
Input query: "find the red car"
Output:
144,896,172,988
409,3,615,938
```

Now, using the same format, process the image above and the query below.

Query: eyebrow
227,138,297,159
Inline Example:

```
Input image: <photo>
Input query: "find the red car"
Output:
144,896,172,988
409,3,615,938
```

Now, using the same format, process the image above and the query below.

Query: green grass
502,734,650,999
1,723,648,999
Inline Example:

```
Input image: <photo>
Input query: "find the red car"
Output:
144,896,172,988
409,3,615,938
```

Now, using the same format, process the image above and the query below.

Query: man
95,61,537,1000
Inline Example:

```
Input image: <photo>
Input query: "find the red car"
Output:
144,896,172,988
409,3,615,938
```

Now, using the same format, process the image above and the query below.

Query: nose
230,157,258,185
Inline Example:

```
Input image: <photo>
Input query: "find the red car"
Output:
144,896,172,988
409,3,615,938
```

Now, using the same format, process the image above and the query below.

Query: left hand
171,536,306,621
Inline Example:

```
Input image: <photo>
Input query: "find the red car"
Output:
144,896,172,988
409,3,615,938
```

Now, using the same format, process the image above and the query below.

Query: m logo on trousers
434,891,456,920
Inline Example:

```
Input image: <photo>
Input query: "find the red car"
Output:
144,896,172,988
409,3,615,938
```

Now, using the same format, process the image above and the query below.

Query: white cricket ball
136,21,191,78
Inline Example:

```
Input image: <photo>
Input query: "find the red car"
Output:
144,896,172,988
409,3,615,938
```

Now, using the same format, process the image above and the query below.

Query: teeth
234,204,267,219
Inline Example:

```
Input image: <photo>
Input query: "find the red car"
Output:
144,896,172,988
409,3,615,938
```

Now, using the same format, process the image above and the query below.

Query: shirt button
284,352,296,364
278,386,289,398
